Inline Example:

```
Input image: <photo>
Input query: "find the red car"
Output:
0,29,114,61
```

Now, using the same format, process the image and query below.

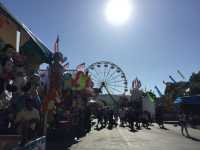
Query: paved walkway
69,124,200,150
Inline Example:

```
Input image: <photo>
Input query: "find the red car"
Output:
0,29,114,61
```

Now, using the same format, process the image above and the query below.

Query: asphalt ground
47,123,200,150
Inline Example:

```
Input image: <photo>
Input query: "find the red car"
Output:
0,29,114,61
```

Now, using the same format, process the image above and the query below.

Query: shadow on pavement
46,137,80,150
161,127,169,130
187,136,200,142
129,129,138,133
94,126,104,131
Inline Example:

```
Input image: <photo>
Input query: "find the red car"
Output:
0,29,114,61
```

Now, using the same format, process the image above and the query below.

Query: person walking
155,106,165,129
179,111,190,137
119,108,126,127
142,111,149,129
103,107,109,128
96,107,103,129
108,108,114,129
127,107,136,132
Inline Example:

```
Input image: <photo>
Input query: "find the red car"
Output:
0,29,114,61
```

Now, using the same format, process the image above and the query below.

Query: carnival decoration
42,36,69,112
72,71,87,90
63,73,72,90
0,47,29,110
38,69,49,93
76,63,85,72
132,77,141,90
0,2,52,111
0,3,95,143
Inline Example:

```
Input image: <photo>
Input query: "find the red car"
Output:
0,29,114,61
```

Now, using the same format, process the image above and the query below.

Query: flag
169,75,176,83
76,63,85,72
177,70,186,80
147,92,156,103
154,86,162,97
132,77,141,89
53,35,59,52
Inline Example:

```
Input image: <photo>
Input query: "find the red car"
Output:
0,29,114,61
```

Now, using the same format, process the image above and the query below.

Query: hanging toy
12,65,28,94
1,58,14,81
63,73,72,90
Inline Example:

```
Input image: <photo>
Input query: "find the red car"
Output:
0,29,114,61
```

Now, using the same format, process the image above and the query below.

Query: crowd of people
93,104,200,139
94,106,154,131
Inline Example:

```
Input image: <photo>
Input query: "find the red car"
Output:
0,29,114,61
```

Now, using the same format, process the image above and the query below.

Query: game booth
174,95,200,126
174,95,200,113
0,3,95,149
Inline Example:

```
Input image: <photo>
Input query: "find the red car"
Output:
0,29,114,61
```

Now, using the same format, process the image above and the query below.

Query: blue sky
1,0,200,95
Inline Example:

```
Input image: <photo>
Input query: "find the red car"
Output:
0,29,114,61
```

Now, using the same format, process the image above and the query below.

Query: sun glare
105,0,133,26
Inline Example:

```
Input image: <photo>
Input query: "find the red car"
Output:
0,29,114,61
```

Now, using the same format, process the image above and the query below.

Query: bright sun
105,0,133,26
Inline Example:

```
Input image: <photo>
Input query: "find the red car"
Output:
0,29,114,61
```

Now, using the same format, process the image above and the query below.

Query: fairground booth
0,3,95,150
174,95,200,126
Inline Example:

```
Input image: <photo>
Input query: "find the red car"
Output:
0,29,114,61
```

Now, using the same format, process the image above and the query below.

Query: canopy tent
0,2,52,64
174,96,200,114
174,95,200,105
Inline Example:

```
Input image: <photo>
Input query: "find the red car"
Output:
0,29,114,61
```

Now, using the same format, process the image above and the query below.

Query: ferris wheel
87,61,128,95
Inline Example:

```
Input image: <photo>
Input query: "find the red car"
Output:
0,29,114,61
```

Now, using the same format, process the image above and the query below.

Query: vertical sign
16,30,20,53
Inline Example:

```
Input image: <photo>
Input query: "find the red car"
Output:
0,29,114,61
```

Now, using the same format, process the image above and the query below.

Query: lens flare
105,0,133,26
